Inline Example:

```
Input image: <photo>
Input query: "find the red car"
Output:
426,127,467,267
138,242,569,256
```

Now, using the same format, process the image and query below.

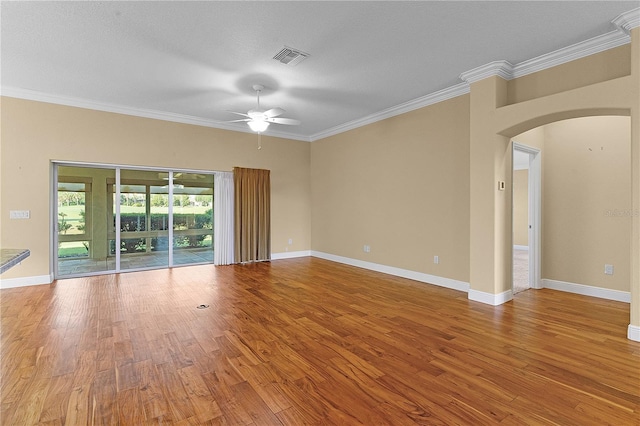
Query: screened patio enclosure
56,164,214,278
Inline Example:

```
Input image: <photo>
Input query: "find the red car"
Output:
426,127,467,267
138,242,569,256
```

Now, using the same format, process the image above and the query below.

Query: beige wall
311,95,471,283
1,30,638,335
512,117,631,292
543,116,631,292
0,97,311,280
469,30,637,301
512,169,529,247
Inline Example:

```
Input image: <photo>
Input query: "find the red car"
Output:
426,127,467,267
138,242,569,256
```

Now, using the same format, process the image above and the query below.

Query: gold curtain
234,167,271,263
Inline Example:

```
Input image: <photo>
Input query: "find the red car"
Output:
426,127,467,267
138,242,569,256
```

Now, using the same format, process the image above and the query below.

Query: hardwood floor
1,257,639,425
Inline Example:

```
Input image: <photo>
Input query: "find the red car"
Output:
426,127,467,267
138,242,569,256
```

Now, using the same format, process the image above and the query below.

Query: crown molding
2,8,637,143
460,26,631,83
612,7,640,33
0,87,311,142
309,82,469,141
459,60,514,84
511,29,630,79
313,5,636,142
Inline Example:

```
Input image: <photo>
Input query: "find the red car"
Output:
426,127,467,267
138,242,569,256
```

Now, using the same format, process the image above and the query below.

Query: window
55,164,214,278
57,179,90,258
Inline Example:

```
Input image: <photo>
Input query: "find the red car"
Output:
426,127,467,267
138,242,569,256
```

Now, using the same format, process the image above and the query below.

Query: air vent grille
273,46,310,66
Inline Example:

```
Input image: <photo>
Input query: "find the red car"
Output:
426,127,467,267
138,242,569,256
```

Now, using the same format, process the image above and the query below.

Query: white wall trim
542,279,631,303
310,251,469,293
310,83,470,141
460,29,631,83
513,142,542,290
1,9,636,144
628,325,640,342
271,250,312,260
0,274,54,289
513,245,529,251
460,60,515,84
468,289,513,306
612,7,640,34
0,87,311,142
510,29,630,79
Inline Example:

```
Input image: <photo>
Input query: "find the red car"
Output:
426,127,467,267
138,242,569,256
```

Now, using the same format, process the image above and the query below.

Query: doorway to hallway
512,143,541,294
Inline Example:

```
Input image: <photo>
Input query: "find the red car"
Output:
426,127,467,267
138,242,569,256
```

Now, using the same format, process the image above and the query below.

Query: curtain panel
233,167,271,263
214,171,235,265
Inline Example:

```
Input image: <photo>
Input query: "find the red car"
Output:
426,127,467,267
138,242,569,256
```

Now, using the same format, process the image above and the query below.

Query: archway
510,116,631,306
466,31,639,341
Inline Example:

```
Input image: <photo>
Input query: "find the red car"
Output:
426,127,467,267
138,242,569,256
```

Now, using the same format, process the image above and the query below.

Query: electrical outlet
604,264,614,275
363,245,371,253
434,255,439,264
9,210,30,219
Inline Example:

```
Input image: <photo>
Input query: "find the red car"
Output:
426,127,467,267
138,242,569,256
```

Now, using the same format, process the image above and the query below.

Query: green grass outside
58,205,211,235
58,204,212,257
58,241,89,258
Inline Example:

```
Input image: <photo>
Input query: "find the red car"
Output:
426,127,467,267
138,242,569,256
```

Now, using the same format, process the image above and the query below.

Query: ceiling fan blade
226,111,251,118
266,117,301,125
227,119,251,123
264,108,285,118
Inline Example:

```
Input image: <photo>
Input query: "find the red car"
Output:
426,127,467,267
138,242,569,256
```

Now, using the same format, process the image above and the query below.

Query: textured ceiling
1,1,638,140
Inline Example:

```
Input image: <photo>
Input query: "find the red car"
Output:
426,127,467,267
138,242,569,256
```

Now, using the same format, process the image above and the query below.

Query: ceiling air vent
273,46,310,66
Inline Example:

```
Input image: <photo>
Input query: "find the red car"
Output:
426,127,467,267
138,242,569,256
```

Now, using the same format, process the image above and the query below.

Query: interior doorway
512,143,541,294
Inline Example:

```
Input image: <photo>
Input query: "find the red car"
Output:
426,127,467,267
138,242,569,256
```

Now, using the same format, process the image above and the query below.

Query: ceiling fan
158,172,207,180
226,84,300,133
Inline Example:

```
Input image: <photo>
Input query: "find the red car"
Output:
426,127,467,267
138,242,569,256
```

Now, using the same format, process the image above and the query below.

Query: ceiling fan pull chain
258,132,262,150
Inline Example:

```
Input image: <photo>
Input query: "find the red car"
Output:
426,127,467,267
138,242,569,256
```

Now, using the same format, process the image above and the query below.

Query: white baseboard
513,245,529,251
468,289,513,306
628,325,640,342
310,251,469,293
271,250,312,260
542,279,631,303
0,274,54,289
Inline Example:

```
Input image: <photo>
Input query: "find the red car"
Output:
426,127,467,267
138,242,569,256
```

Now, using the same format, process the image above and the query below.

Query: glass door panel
57,165,115,277
172,172,214,265
118,169,169,270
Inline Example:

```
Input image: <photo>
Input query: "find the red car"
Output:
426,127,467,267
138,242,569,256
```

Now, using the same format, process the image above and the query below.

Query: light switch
10,210,30,219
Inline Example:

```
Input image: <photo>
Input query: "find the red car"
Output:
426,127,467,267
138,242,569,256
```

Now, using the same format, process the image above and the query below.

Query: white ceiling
1,1,638,141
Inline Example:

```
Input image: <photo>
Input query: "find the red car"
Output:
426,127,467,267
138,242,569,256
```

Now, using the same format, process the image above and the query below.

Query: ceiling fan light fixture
248,120,269,133
225,84,300,133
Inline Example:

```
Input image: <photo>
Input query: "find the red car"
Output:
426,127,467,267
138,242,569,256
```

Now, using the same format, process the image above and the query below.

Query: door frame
513,142,542,290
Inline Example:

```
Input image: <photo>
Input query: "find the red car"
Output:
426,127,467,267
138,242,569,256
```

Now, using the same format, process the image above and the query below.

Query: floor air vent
273,46,310,66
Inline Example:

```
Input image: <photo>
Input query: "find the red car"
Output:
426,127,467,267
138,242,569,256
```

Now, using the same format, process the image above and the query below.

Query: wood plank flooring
1,257,639,425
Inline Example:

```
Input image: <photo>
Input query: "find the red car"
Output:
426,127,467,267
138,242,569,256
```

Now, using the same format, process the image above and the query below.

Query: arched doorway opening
509,116,631,303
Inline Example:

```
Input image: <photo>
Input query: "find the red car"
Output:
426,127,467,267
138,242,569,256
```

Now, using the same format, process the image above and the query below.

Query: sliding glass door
57,165,115,276
55,164,214,278
116,169,170,271
172,172,214,265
